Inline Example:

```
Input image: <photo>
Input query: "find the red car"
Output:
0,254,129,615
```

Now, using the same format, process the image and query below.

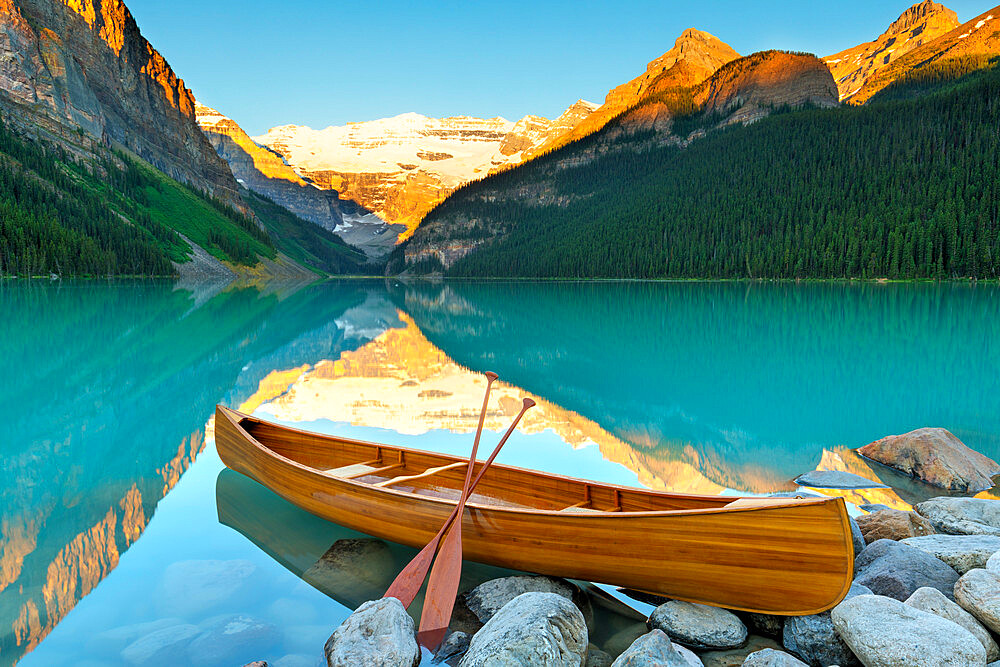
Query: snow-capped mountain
254,103,597,238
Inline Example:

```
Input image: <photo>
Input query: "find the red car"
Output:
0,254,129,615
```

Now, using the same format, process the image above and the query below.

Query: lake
2,279,999,666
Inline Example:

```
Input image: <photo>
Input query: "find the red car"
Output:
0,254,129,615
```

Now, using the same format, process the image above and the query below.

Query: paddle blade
383,538,439,608
417,521,465,649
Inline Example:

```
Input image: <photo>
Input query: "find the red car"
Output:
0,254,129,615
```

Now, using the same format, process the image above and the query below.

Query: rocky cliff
0,0,240,204
847,4,1000,103
196,105,404,256
824,1,960,100
254,102,597,239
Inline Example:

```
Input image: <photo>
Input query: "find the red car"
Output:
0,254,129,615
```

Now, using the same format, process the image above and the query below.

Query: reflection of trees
393,281,1000,491
0,280,380,666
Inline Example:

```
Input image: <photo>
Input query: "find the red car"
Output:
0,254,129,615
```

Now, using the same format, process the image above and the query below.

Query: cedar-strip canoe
215,405,855,615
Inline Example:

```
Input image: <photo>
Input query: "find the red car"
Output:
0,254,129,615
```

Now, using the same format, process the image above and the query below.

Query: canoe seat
560,506,603,513
326,463,377,478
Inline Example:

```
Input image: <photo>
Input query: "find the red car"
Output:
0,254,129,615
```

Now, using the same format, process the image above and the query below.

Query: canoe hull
215,406,854,615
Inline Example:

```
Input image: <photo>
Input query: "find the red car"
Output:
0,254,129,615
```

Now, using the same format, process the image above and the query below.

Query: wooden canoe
215,405,855,615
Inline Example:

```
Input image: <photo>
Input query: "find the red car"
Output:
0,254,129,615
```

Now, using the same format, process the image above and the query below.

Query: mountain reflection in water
3,279,998,665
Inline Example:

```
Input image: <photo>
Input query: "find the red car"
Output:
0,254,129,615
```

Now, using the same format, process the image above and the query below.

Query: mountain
846,4,1000,103
532,28,741,153
823,1,961,100
0,0,239,204
196,105,404,257
254,102,597,239
396,44,1000,280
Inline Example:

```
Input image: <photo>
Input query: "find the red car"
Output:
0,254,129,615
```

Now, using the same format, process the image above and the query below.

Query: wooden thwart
374,461,466,488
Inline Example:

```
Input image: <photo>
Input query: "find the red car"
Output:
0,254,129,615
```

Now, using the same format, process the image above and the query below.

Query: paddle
417,397,536,649
383,371,498,606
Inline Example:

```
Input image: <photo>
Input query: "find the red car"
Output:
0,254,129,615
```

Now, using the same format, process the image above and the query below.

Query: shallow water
2,279,999,665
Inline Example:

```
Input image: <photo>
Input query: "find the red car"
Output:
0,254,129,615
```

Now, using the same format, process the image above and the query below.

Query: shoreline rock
648,601,747,650
858,428,999,492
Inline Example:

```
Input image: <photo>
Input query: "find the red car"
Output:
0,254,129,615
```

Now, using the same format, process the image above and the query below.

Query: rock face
955,568,1000,634
830,594,986,666
459,592,588,667
0,0,241,204
693,51,839,125
900,534,1000,574
915,497,1000,536
853,539,960,600
859,428,1000,491
196,105,403,256
905,586,999,661
823,0,961,100
610,630,697,667
649,601,747,650
255,101,597,239
781,582,870,666
324,597,419,667
855,508,936,544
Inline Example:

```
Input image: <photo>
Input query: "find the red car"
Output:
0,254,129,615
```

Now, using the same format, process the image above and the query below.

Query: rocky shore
246,427,1000,667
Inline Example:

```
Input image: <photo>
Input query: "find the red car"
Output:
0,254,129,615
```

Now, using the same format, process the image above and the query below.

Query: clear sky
124,0,992,135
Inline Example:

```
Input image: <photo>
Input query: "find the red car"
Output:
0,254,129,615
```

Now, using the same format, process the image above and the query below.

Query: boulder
699,636,782,667
188,615,279,666
830,594,986,666
905,586,998,661
602,625,648,658
610,630,699,666
915,497,1000,536
460,575,592,631
900,534,1000,574
742,613,783,638
303,538,396,604
586,645,613,667
853,539,959,600
436,631,471,665
955,568,1000,634
989,550,1000,576
848,516,865,559
324,597,419,667
794,470,888,489
120,624,200,666
459,592,588,667
858,428,999,492
741,650,807,667
855,509,935,544
648,601,747,650
780,581,869,666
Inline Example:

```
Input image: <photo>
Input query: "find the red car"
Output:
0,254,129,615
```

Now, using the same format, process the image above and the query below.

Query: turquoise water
2,279,999,665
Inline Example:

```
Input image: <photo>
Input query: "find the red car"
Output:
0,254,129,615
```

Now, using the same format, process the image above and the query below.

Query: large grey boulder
855,509,936,544
955,568,1000,634
853,539,959,600
793,470,888,489
649,601,747,650
610,630,700,666
781,582,870,666
858,428,1000,492
905,586,999,661
324,597,419,667
830,594,986,666
915,498,1000,536
741,650,807,667
900,534,1000,574
121,624,200,666
460,575,592,630
459,592,588,667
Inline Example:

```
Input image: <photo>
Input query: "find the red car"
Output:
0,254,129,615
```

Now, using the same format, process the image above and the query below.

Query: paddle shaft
383,398,535,608
382,371,497,605
418,398,536,648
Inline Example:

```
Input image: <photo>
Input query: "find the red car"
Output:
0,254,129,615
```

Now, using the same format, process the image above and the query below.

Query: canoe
215,405,855,615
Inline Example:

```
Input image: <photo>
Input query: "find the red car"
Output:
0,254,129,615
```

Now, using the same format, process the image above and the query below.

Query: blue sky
124,0,992,135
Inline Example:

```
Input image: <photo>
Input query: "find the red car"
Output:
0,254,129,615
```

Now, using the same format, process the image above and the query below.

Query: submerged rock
831,594,985,666
648,601,747,650
780,581,869,666
303,538,396,604
741,650,807,667
189,614,279,666
120,624,200,666
610,630,699,666
435,631,471,665
793,470,888,489
159,559,256,616
955,568,1000,634
905,586,999,661
900,534,1000,574
324,597,419,667
855,509,935,544
459,592,588,667
853,538,959,600
859,428,1000,492
915,497,1000,536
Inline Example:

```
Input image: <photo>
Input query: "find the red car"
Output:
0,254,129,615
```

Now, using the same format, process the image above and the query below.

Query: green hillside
402,60,1000,280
